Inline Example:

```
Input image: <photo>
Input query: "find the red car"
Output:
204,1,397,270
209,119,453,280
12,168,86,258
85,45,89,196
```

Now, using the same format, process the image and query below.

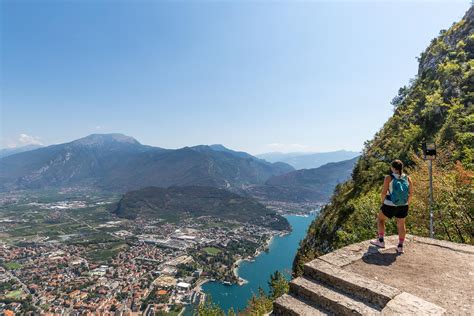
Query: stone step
273,294,330,316
290,277,380,316
303,258,400,308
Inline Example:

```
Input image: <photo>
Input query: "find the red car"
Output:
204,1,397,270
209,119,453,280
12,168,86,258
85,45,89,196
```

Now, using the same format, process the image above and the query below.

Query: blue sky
1,0,470,154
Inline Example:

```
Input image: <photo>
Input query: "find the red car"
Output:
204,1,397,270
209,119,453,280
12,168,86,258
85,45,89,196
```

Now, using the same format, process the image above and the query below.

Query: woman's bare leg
377,212,388,239
371,212,388,247
396,218,406,243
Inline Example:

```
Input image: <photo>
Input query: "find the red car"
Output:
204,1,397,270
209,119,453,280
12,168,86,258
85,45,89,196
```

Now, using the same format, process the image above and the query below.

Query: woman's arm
407,176,413,204
381,175,391,204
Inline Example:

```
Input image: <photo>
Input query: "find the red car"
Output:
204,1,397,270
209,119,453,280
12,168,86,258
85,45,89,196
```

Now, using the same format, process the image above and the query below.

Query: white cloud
5,133,44,148
19,134,43,145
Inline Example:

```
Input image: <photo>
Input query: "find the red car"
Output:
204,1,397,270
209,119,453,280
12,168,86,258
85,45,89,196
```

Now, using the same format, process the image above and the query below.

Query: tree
197,272,289,315
268,271,289,300
391,86,409,110
243,288,273,315
196,296,225,316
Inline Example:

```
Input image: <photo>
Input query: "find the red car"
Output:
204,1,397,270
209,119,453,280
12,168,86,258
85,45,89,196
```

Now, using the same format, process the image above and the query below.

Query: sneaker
397,244,404,254
370,239,385,248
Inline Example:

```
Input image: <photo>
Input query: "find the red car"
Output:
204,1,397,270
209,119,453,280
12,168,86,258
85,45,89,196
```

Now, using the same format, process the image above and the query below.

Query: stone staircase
273,235,448,315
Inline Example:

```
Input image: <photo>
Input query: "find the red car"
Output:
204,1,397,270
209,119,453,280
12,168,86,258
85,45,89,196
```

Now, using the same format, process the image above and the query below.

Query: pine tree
268,271,289,300
196,296,225,316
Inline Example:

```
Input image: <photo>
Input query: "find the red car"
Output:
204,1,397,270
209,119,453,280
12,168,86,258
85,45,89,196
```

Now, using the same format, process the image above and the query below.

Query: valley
0,135,367,314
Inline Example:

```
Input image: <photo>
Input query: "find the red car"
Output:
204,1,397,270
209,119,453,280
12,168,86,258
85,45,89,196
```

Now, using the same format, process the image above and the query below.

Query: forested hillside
247,157,358,203
114,186,291,231
293,7,473,276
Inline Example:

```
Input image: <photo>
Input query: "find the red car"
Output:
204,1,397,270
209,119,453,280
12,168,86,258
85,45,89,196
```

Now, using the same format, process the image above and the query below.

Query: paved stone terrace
273,235,474,315
343,235,474,314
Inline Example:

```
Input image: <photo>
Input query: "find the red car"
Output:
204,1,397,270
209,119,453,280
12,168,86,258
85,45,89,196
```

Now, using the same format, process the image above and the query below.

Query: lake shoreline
203,213,313,288
232,230,284,286
201,214,318,312
197,232,279,288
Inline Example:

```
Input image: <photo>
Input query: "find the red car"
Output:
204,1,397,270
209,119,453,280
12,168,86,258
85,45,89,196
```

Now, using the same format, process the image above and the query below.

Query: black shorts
381,204,408,219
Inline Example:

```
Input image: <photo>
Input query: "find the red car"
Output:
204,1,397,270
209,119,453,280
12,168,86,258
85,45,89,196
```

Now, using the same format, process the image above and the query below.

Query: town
0,194,288,315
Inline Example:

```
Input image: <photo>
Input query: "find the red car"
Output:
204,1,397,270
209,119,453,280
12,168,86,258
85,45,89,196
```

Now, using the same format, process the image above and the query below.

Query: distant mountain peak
209,144,229,151
191,144,269,162
0,144,43,159
190,144,229,151
71,133,140,146
256,150,360,170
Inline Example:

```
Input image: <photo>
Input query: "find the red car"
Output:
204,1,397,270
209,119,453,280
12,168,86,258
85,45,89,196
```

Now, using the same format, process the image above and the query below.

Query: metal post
429,159,434,238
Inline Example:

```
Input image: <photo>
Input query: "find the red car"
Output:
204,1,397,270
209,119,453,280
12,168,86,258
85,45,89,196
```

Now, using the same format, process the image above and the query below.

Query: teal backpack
390,174,409,206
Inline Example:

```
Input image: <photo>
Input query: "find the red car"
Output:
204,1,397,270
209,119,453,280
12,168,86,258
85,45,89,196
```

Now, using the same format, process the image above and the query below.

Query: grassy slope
293,7,474,276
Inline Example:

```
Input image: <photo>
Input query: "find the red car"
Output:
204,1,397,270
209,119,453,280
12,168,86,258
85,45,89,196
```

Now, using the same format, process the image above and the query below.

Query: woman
370,159,412,254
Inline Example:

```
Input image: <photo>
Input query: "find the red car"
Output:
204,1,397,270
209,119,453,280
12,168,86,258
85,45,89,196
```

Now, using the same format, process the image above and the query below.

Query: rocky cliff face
419,6,473,76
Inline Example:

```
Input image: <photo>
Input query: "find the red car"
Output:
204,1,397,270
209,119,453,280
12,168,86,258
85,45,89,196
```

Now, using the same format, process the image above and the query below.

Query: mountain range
245,157,358,203
0,134,294,193
0,134,361,205
257,150,360,169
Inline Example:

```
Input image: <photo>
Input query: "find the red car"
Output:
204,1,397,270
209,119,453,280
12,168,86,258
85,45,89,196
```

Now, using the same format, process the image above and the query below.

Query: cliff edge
293,4,473,278
274,235,473,315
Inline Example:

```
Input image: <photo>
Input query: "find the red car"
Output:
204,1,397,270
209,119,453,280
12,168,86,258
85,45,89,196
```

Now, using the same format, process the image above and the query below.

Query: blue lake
200,213,317,313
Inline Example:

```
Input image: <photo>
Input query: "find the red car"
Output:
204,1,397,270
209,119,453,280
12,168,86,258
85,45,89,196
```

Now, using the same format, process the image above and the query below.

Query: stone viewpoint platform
273,235,474,315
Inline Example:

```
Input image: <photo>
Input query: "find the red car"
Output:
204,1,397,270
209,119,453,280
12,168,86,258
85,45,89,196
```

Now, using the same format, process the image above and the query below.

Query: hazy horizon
0,132,363,156
1,0,471,154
